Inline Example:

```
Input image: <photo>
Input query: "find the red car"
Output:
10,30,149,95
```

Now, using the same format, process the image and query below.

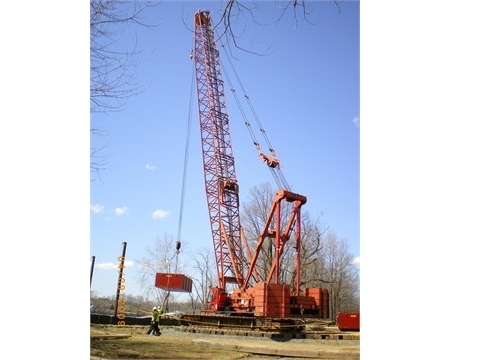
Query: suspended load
155,273,193,293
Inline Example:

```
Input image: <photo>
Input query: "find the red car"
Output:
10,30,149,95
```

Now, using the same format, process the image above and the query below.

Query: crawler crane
182,10,330,330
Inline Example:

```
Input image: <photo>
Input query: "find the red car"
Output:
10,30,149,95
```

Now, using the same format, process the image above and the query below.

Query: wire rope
174,54,196,274
218,41,291,191
162,53,196,312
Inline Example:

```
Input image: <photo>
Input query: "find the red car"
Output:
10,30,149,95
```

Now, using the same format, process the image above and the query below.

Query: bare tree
321,230,360,318
212,0,339,56
288,211,327,292
90,0,157,114
186,247,216,311
137,233,185,308
90,0,158,180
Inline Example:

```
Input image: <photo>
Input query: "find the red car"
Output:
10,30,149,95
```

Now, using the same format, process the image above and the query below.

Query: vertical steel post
274,201,281,284
295,204,302,296
115,242,127,317
90,256,96,288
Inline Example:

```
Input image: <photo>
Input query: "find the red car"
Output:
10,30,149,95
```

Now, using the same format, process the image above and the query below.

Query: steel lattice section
193,10,246,289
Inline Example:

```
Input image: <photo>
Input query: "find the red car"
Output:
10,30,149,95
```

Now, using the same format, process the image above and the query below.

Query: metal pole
90,256,96,289
115,242,127,317
295,205,301,296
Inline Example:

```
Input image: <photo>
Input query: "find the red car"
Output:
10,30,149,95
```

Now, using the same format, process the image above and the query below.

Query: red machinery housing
193,9,329,319
337,312,360,331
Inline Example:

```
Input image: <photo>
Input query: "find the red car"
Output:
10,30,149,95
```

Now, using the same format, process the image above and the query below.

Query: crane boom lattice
193,10,247,290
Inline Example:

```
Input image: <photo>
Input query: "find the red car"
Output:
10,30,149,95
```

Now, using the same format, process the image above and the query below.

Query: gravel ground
91,324,360,359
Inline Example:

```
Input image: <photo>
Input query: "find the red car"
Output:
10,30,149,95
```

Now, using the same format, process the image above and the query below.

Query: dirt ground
90,324,360,359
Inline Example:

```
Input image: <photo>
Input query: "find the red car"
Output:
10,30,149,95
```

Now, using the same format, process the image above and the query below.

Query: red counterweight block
155,273,193,293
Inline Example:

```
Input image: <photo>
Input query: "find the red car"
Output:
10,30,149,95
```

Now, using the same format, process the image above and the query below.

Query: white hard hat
152,307,157,310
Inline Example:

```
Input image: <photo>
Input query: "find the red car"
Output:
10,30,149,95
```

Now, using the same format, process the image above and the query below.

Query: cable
163,52,196,313
175,54,196,262
217,40,291,191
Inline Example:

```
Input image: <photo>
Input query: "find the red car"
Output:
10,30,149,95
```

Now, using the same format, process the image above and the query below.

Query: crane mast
193,10,247,291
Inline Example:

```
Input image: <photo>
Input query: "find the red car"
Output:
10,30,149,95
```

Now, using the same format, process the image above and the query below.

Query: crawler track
179,313,307,332
180,325,359,340
178,313,359,341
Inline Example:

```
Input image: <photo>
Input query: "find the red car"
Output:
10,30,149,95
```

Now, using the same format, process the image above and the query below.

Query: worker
146,307,161,336
153,306,163,335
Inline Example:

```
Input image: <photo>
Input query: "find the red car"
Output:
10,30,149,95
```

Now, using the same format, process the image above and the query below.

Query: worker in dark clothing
146,306,163,336
146,307,159,335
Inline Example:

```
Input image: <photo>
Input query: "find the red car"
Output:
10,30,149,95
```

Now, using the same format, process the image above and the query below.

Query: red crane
193,9,329,318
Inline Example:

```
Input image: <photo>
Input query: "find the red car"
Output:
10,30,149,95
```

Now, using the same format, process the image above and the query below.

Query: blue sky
90,1,360,298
